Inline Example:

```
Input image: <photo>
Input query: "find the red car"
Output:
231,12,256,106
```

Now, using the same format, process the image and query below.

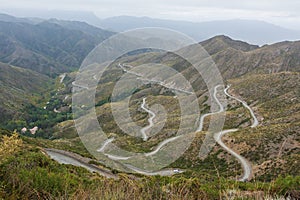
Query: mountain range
0,14,113,76
0,13,300,129
2,12,300,45
0,12,299,199
98,16,300,45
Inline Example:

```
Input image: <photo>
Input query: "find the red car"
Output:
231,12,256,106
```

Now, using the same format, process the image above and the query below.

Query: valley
0,13,299,200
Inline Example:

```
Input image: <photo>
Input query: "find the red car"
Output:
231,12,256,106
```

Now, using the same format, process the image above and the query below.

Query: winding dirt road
97,137,115,152
104,154,130,160
214,129,252,182
124,164,184,176
101,96,184,161
71,62,259,180
59,73,66,83
72,81,89,90
144,135,183,157
224,85,259,128
119,63,192,94
140,97,156,141
214,85,258,181
44,148,117,179
197,85,224,132
196,84,258,181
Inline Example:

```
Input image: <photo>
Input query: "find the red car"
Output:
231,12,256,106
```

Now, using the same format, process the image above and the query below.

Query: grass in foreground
0,131,299,199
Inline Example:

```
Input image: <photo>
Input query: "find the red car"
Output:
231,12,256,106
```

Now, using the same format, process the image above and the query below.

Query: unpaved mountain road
140,97,156,141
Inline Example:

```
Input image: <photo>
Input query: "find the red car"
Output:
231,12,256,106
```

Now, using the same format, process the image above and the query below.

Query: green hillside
0,130,299,199
0,19,113,76
0,62,52,124
0,14,299,199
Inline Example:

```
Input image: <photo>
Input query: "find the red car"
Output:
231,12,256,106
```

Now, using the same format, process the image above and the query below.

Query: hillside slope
223,72,299,181
200,36,300,79
0,30,299,198
0,17,113,76
0,62,52,125
62,36,300,181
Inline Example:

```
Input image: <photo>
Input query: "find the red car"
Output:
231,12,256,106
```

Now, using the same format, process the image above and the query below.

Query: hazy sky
1,0,300,30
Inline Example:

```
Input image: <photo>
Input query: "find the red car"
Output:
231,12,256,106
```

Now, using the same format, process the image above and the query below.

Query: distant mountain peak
200,35,259,54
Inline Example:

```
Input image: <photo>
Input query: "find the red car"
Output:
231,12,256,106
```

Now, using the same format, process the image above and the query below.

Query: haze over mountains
98,16,300,45
2,12,300,45
0,13,299,83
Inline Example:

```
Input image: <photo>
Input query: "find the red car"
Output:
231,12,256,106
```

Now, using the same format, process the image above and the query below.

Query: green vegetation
222,72,300,181
0,62,75,139
0,24,299,199
0,20,113,76
0,63,53,126
0,131,299,199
